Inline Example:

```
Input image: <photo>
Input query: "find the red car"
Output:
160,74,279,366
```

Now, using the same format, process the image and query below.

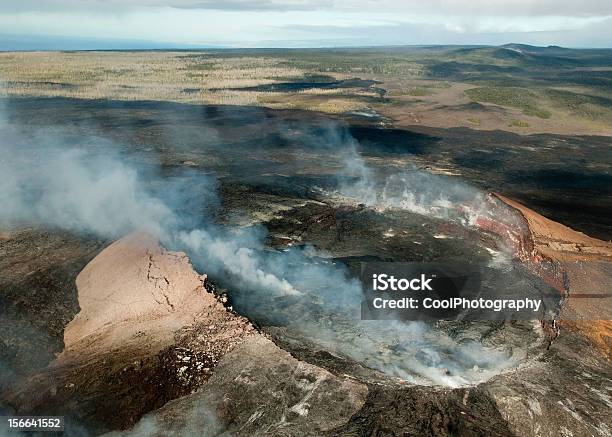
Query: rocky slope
0,228,105,389
497,194,612,356
1,232,254,433
1,198,610,436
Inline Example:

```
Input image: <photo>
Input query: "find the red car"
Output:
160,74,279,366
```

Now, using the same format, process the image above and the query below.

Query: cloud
0,0,329,13
0,0,610,48
1,0,611,16
274,16,612,47
170,0,331,11
356,0,612,17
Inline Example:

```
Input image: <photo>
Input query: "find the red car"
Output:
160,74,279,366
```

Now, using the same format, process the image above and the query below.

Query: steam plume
0,99,521,387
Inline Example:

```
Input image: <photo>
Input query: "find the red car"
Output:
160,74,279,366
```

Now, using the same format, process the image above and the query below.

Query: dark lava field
4,97,610,240
0,96,611,436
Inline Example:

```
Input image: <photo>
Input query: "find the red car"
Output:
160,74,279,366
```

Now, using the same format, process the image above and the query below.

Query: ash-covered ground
0,97,611,436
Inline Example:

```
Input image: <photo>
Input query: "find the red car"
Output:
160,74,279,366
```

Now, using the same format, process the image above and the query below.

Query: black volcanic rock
0,229,105,388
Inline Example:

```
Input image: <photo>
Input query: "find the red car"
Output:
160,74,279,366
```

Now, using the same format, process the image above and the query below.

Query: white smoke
176,242,517,385
172,225,519,387
177,228,301,297
103,396,224,437
0,103,157,230
0,144,176,238
336,144,490,227
0,98,522,387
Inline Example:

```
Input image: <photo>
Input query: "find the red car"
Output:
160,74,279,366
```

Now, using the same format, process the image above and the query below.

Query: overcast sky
0,0,611,49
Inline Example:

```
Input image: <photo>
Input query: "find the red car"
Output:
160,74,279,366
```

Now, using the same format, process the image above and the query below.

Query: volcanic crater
0,97,610,436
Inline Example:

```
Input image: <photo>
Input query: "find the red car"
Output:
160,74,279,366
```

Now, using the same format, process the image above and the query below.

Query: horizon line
3,43,612,53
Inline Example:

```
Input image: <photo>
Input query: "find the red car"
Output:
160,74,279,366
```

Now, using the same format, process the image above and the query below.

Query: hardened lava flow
0,96,610,436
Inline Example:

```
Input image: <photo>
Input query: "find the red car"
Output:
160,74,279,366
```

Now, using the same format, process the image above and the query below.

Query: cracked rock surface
1,231,255,433
1,195,611,437
62,232,213,351
1,224,611,436
109,336,369,437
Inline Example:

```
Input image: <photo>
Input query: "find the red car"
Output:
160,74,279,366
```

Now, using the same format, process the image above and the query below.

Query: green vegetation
522,106,552,119
399,87,432,96
1,44,610,131
509,119,530,127
465,86,552,119
544,89,612,120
